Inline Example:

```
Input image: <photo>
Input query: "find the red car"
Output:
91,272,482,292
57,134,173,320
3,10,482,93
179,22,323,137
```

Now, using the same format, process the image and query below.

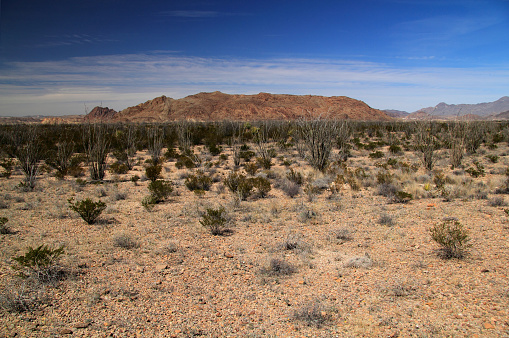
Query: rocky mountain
84,106,118,121
85,92,391,122
490,110,509,120
383,109,409,118
414,96,509,117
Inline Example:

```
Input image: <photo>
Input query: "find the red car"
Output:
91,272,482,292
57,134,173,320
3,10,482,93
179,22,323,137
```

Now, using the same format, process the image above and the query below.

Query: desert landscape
0,115,509,338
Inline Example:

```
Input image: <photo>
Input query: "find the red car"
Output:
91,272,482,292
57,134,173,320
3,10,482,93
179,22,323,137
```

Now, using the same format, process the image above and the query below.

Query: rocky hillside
85,92,390,122
414,96,509,118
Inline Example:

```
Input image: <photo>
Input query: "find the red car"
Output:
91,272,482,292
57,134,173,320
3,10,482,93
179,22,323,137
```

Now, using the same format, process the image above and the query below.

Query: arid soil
1,139,509,337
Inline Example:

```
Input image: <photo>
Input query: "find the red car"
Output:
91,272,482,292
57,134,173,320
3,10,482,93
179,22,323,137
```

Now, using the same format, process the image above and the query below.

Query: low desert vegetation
429,219,471,259
200,206,230,235
11,245,66,283
68,197,106,224
1,120,509,336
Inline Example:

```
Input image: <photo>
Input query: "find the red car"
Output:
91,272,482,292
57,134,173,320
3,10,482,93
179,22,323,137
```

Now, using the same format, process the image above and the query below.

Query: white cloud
0,53,508,116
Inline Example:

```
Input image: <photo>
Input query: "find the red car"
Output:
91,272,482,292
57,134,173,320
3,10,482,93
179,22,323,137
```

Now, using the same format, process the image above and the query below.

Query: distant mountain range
2,94,508,123
85,91,391,122
384,96,509,120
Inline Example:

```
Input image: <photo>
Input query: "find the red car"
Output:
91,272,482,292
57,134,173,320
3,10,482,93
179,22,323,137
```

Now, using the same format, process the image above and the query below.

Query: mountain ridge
85,91,391,122
411,96,509,118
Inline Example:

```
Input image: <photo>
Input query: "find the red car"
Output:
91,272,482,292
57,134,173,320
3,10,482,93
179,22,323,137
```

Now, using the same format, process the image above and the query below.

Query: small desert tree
447,121,466,169
464,121,486,154
147,125,164,164
414,120,440,171
253,124,272,169
11,125,45,190
176,120,192,156
46,130,75,179
83,124,110,181
297,113,337,172
112,123,139,170
335,120,351,161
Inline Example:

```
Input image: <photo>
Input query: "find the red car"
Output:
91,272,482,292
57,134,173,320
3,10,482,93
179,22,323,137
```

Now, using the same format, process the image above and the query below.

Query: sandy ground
1,141,509,337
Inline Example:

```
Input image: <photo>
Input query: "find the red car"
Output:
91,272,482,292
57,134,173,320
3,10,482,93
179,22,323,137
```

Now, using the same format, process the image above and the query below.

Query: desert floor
1,141,509,337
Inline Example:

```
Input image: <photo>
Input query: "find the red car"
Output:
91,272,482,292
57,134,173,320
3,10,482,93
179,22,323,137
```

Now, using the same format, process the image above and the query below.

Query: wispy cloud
0,53,507,115
35,34,115,48
159,10,221,18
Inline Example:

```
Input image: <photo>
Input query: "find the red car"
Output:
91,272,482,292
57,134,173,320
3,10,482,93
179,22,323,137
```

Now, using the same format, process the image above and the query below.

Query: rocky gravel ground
1,144,509,337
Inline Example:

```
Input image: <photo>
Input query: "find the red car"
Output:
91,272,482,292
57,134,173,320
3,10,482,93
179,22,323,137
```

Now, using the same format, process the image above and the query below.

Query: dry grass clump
488,196,507,207
279,233,312,254
329,227,353,243
292,300,331,328
0,279,43,313
113,232,139,249
344,253,373,269
378,213,395,226
260,257,296,276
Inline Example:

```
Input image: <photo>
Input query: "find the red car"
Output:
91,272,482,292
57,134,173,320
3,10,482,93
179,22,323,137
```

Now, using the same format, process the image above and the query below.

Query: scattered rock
483,322,495,329
155,264,168,271
74,321,90,329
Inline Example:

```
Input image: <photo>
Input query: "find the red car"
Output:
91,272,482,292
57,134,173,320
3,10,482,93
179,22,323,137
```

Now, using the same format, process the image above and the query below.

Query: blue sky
1,0,508,116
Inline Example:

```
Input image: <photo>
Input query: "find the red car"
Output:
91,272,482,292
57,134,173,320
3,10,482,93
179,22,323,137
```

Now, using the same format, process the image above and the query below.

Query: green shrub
376,170,393,185
148,180,173,202
175,155,195,169
392,191,413,203
141,195,157,211
200,206,229,235
0,158,14,178
185,170,212,191
130,175,140,185
286,168,303,185
486,155,499,163
12,245,66,282
207,143,222,156
145,163,162,182
110,161,129,174
68,154,85,177
430,219,470,259
68,198,106,224
389,144,402,154
256,157,272,170
253,176,271,198
465,160,485,178
244,162,259,176
369,150,384,159
0,216,11,234
239,149,255,162
224,171,254,200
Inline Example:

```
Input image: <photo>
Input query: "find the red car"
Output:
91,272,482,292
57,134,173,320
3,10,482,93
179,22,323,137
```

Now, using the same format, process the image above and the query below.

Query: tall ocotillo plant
414,120,440,171
11,125,45,190
83,124,110,181
297,113,338,172
147,125,164,164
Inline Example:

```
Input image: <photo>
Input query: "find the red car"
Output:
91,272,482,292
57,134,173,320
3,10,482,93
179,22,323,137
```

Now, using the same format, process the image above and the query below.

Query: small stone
74,321,90,329
155,264,168,271
224,252,234,258
483,322,495,329
59,328,73,334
